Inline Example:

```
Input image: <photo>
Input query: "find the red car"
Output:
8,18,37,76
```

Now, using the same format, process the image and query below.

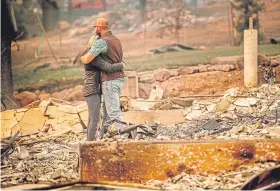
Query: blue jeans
101,78,125,136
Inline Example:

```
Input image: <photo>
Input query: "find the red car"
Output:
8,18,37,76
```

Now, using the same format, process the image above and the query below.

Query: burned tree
156,0,189,44
38,0,60,31
231,0,264,44
1,0,17,109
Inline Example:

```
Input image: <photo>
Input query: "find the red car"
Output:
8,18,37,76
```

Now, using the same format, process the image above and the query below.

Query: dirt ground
10,3,280,96
178,71,246,97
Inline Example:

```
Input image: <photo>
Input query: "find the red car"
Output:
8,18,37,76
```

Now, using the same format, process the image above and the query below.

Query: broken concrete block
18,147,29,160
171,98,193,107
13,108,46,136
149,85,164,101
159,103,173,110
206,104,216,112
214,99,231,113
186,110,203,120
269,126,280,137
51,170,61,180
234,98,259,107
1,110,19,138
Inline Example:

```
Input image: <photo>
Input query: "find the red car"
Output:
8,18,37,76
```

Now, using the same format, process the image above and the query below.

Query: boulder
38,93,51,100
139,83,152,99
258,54,270,66
52,90,68,100
271,59,280,67
34,90,41,95
208,64,234,72
161,76,184,98
138,71,154,78
154,68,171,82
139,74,156,83
178,66,199,75
14,91,39,107
233,57,244,71
170,69,179,77
198,65,209,72
210,56,242,65
66,86,84,101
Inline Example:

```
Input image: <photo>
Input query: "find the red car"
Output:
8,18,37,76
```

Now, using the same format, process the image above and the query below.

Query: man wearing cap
81,18,125,137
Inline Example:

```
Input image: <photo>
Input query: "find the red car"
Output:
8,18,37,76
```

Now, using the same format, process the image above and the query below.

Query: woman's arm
93,56,124,73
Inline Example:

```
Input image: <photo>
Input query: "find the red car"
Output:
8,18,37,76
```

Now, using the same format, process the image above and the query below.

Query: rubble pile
1,131,83,187
145,162,279,190
1,84,280,188
156,84,280,140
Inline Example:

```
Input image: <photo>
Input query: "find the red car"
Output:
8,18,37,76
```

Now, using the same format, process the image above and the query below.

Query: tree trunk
1,0,16,109
41,0,60,31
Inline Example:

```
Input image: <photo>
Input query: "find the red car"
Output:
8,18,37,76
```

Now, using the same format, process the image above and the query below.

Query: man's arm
94,56,124,73
81,39,107,64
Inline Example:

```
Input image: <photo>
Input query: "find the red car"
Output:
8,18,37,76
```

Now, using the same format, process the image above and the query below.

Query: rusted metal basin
79,139,280,183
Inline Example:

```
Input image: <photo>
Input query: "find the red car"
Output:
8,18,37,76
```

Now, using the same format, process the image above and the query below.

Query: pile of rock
138,54,280,99
156,84,280,140
2,84,280,188
14,85,84,107
145,162,279,190
1,131,82,187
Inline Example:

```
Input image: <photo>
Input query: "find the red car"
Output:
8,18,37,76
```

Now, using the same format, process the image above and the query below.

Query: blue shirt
89,39,108,56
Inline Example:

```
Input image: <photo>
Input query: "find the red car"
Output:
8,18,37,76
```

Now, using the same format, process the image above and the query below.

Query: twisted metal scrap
103,119,157,139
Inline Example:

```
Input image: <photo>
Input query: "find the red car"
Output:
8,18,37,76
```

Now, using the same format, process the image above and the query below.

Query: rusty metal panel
79,140,280,184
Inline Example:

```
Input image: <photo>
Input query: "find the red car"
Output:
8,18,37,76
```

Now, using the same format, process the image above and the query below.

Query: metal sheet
80,139,280,183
